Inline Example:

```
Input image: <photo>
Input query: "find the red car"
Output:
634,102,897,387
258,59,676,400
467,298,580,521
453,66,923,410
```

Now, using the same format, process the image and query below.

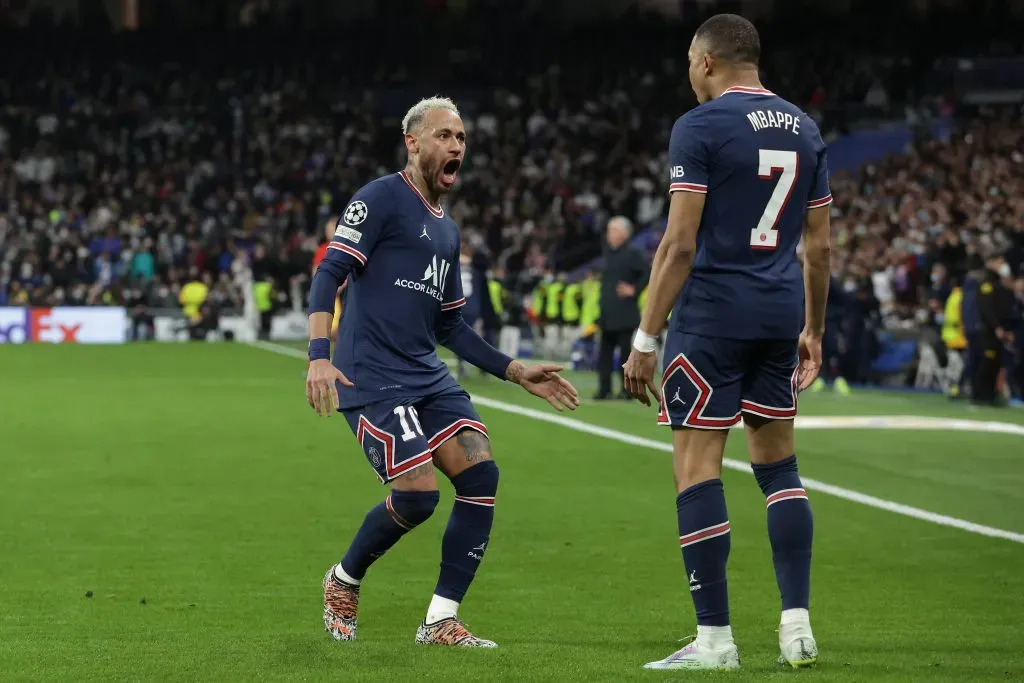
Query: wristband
308,337,331,361
632,329,659,353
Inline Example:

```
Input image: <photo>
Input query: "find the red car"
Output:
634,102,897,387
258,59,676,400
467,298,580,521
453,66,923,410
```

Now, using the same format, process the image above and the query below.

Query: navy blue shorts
342,388,487,483
658,333,798,430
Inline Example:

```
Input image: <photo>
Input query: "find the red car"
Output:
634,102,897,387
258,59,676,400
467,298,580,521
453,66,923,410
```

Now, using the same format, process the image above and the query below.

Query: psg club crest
368,446,383,468
343,201,368,226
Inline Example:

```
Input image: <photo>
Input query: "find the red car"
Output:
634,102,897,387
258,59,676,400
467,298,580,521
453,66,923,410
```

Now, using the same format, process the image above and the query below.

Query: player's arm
622,196,701,407
437,242,578,411
797,141,833,390
435,306,513,380
308,257,350,339
623,113,707,407
637,191,702,339
434,247,517,381
634,113,708,351
306,185,390,415
801,206,831,338
802,140,833,339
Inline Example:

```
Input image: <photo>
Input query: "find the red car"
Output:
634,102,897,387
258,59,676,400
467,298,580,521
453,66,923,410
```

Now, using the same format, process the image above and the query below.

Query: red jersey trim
357,415,432,483
669,182,708,194
399,171,444,218
721,86,775,96
441,297,466,311
327,241,367,266
427,418,488,451
807,194,833,208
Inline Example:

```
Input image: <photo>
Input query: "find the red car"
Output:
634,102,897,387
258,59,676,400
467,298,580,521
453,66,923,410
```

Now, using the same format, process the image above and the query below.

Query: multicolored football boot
415,618,497,648
322,567,359,641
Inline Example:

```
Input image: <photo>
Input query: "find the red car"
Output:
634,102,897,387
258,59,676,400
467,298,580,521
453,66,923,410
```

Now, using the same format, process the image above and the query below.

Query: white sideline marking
255,341,1024,544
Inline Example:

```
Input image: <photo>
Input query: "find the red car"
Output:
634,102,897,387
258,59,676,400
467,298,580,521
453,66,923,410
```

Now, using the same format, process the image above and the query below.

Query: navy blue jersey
324,171,466,409
667,86,832,340
459,253,482,325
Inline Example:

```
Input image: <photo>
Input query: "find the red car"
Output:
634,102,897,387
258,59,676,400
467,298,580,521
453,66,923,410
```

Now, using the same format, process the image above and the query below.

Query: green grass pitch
1,342,1023,682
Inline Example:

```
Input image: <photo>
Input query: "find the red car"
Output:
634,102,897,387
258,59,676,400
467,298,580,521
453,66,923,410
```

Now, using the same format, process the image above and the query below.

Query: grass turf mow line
251,340,1024,545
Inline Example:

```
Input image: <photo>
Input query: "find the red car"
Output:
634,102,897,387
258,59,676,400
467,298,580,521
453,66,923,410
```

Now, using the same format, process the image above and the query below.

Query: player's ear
404,132,418,155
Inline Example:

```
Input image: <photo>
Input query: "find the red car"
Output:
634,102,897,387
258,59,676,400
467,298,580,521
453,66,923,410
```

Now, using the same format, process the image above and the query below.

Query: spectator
971,253,1013,405
179,271,211,339
0,14,1017,393
1012,277,1024,398
941,282,968,398
253,276,275,341
595,216,648,401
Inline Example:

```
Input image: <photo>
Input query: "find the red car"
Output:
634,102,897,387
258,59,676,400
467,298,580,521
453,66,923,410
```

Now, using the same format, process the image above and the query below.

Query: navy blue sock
677,479,731,626
339,490,439,581
752,455,813,610
435,461,499,602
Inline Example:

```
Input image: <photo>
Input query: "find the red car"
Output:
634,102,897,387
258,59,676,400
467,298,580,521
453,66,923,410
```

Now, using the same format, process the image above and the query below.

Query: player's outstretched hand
508,361,580,412
622,349,661,407
797,330,823,391
306,359,354,417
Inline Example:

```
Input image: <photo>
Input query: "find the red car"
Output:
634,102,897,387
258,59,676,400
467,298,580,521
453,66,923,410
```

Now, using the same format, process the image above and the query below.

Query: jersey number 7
751,149,798,251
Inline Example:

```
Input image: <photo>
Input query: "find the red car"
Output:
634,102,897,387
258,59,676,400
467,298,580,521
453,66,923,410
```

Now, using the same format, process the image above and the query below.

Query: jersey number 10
394,405,425,442
751,149,798,251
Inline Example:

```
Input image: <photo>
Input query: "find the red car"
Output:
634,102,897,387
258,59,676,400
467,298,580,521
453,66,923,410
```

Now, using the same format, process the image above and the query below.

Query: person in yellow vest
559,278,583,357
531,280,546,324
179,271,209,324
179,271,213,340
530,275,547,351
488,269,521,359
543,273,566,359
487,276,505,319
580,270,601,338
942,285,968,397
253,276,275,340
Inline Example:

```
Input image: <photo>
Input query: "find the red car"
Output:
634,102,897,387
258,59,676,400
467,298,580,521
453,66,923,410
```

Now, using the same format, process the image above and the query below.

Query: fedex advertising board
0,307,127,344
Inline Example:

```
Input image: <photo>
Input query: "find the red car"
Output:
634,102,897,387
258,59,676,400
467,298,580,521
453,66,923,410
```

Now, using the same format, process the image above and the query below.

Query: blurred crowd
812,106,1024,400
0,5,988,314
0,8,1021,398
829,110,1024,326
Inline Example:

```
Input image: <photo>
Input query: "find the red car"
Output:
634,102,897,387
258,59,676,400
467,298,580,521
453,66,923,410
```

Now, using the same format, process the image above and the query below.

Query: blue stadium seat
871,339,918,375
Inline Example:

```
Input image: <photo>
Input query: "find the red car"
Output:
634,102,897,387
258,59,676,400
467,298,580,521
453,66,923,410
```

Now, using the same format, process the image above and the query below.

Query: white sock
333,563,360,586
696,624,734,647
780,608,810,627
425,594,460,624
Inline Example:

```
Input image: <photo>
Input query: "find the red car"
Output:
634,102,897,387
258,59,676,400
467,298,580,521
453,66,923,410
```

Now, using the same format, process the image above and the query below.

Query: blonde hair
402,96,460,135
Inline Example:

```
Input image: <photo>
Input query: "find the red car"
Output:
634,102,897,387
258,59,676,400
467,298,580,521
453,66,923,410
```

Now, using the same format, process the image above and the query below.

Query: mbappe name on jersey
746,109,801,134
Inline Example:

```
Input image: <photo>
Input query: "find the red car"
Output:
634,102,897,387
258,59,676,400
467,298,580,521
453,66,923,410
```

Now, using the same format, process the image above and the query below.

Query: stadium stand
0,1,1021,400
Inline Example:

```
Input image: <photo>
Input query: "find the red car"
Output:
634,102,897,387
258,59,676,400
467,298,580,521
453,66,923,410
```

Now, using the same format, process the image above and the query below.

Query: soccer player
621,14,832,671
306,96,580,648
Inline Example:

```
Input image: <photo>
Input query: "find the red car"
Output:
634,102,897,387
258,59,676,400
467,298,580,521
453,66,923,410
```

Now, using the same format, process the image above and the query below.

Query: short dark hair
694,14,760,66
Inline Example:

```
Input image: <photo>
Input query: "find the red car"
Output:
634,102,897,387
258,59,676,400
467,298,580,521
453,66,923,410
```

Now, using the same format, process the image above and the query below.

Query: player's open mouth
440,159,461,187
